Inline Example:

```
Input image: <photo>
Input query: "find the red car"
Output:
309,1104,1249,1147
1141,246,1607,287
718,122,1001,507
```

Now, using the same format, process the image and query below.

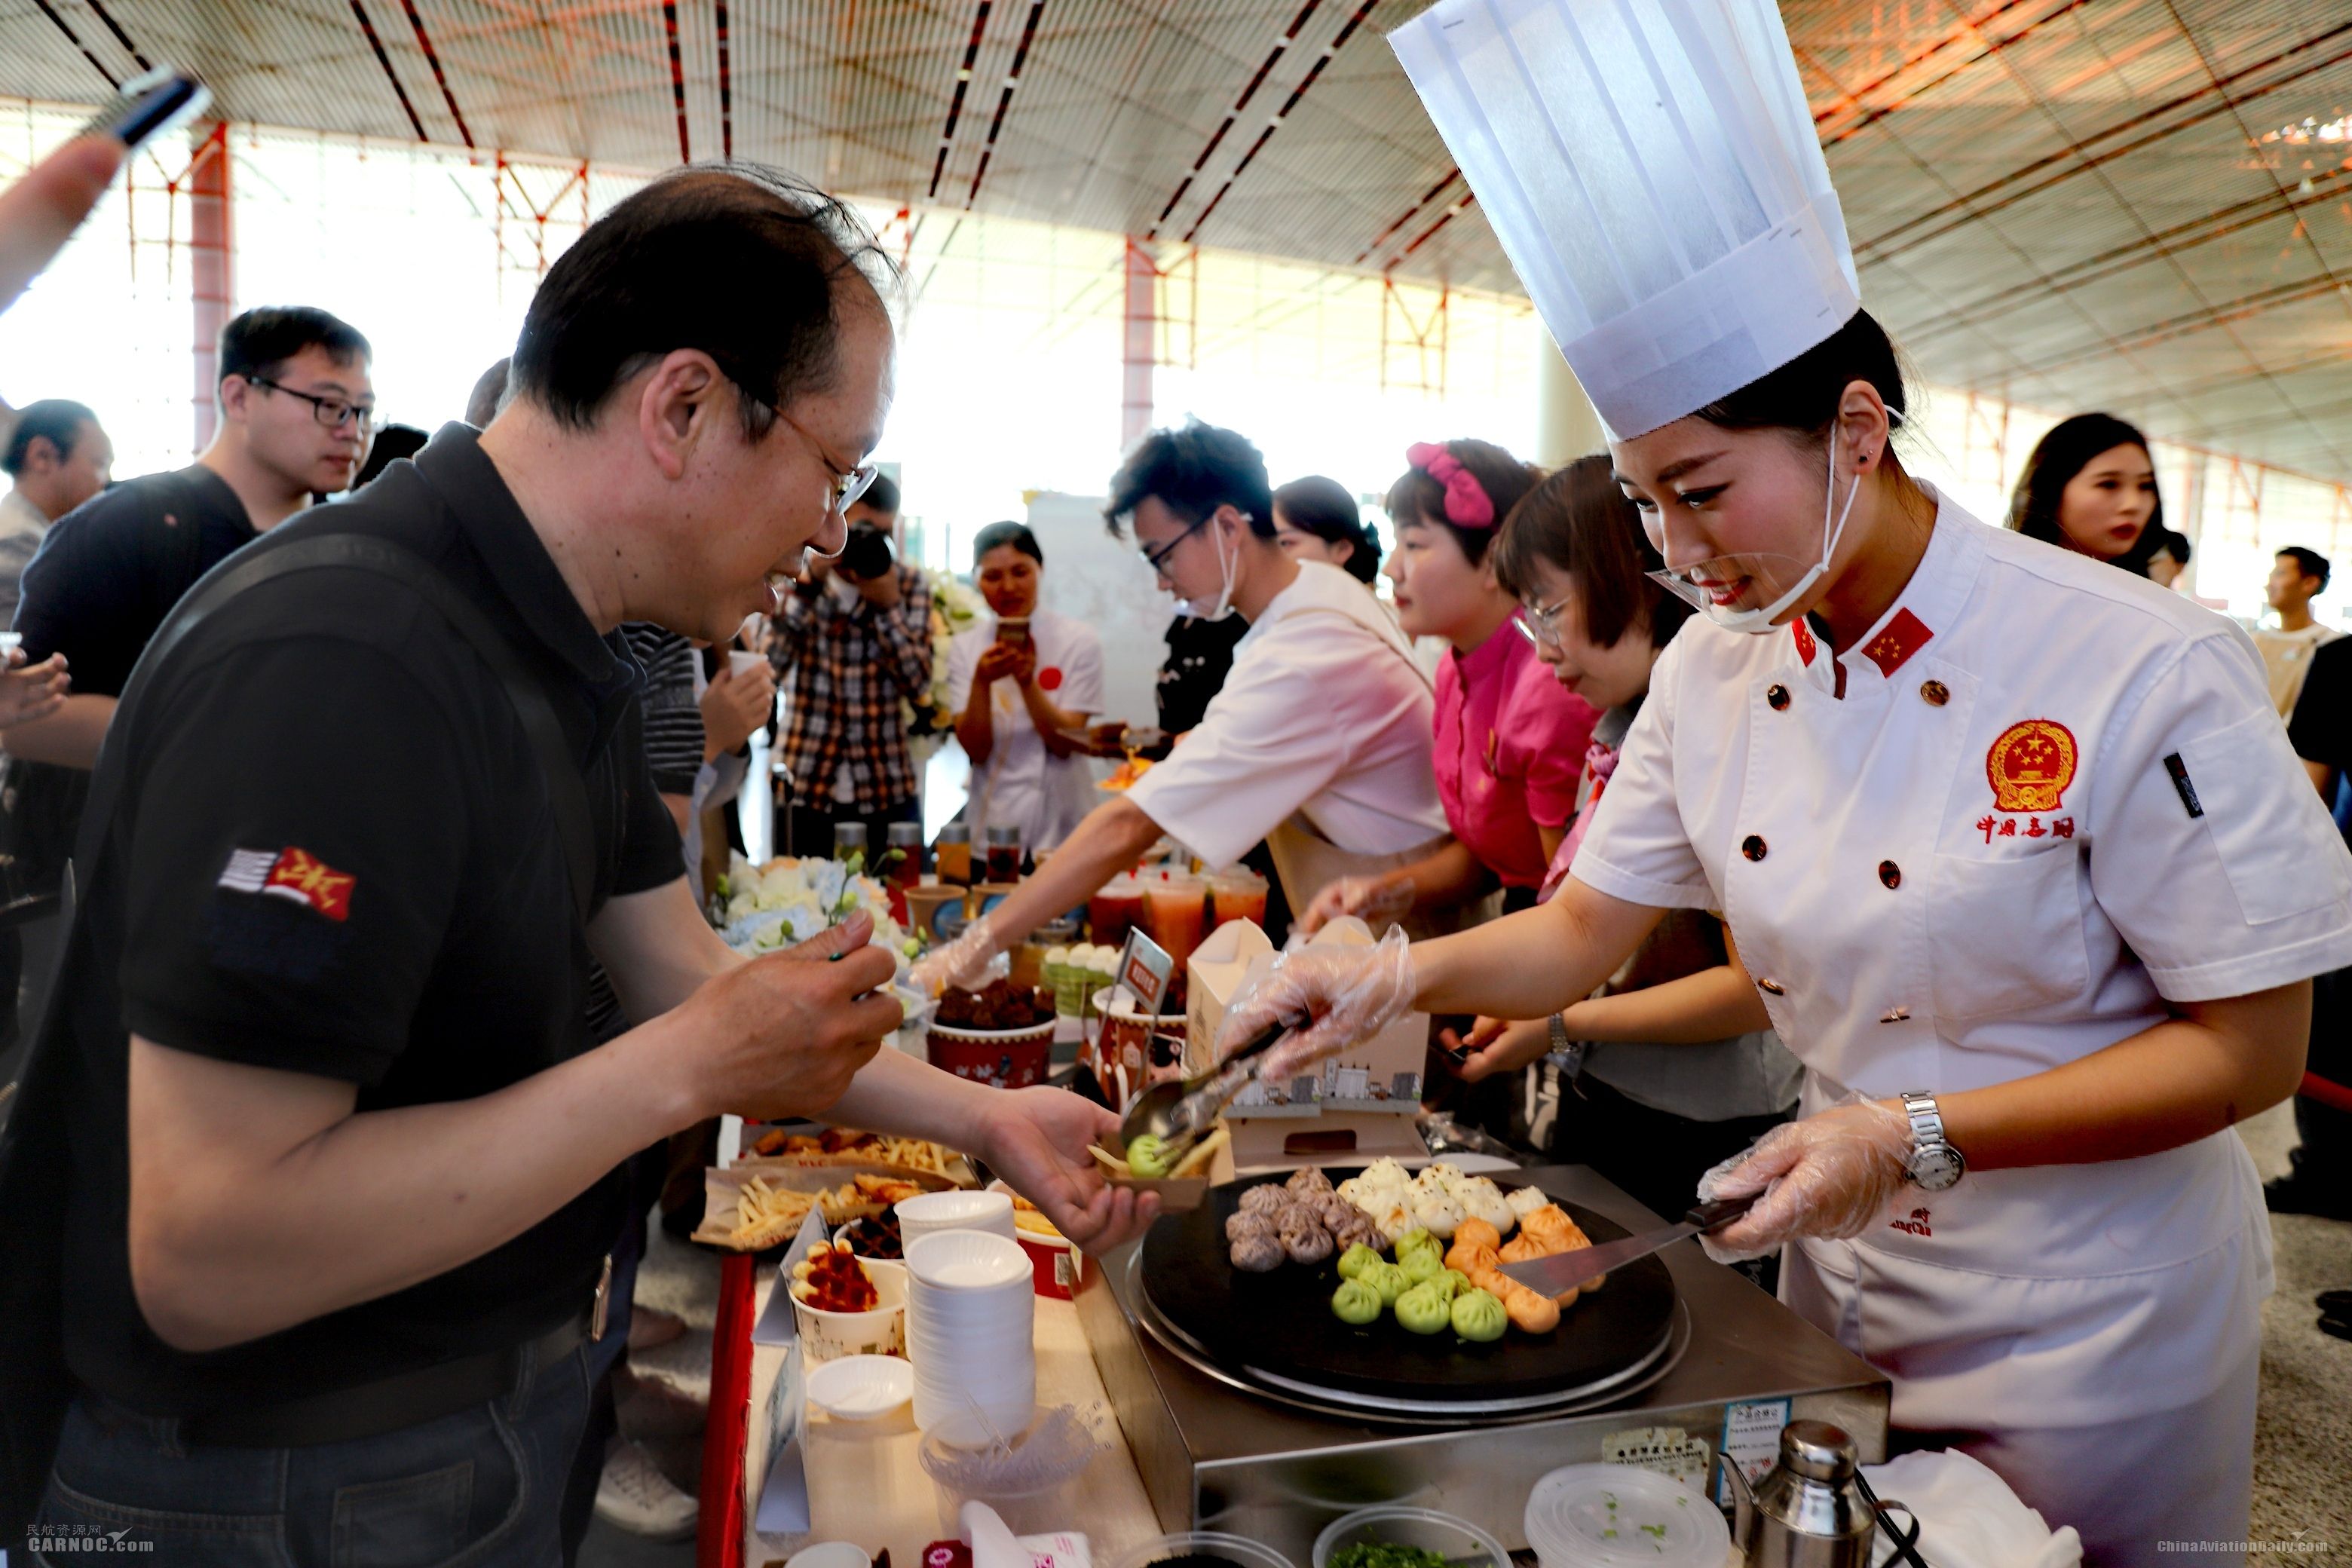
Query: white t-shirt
947,606,1104,850
1125,560,1448,871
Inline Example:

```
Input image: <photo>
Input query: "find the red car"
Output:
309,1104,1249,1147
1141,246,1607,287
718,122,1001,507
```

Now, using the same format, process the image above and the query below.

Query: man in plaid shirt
771,473,933,856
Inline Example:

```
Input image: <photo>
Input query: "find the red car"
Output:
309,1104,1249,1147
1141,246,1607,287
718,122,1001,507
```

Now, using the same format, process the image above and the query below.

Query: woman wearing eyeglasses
1297,440,1597,936
1440,458,1800,1227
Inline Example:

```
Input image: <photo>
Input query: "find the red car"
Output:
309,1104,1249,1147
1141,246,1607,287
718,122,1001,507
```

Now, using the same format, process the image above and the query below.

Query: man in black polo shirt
6,168,1154,1560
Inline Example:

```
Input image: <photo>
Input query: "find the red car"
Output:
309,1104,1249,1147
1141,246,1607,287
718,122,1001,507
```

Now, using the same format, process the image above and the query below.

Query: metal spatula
1496,1193,1759,1297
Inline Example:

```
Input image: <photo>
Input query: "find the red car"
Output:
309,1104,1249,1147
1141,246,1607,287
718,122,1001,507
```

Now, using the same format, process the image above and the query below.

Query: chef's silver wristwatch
1899,1090,1965,1191
1545,1012,1587,1083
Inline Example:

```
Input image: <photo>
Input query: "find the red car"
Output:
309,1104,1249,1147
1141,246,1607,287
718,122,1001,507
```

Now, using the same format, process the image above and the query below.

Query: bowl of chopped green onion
1311,1505,1511,1568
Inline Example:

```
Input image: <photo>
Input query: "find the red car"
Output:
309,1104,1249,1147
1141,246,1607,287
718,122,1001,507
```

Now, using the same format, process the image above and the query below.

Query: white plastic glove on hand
1212,926,1417,1086
908,912,1007,998
1695,1094,1914,1263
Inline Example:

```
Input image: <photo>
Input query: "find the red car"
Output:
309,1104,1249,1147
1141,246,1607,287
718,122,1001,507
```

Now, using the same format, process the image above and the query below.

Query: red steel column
189,122,233,454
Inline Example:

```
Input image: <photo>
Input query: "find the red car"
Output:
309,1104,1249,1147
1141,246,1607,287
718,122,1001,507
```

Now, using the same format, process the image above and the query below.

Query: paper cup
905,1227,1031,1289
896,1190,1017,1251
727,648,766,680
789,1258,907,1362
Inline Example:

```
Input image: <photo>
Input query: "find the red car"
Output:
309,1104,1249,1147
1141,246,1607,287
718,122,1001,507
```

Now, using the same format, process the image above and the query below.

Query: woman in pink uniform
1300,440,1597,933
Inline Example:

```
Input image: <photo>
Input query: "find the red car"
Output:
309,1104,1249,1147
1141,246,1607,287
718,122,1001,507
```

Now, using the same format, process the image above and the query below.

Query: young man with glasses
770,467,935,856
7,305,374,770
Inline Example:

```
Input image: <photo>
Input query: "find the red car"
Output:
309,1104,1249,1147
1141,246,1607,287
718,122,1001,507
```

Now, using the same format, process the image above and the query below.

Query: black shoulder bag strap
0,532,593,1543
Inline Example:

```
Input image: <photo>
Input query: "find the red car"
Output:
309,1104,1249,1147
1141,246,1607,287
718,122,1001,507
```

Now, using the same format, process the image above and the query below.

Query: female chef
1218,310,2351,1559
945,521,1106,851
1334,8,2352,1551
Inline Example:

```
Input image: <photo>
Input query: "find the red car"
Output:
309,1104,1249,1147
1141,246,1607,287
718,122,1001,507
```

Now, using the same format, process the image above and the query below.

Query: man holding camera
773,472,933,856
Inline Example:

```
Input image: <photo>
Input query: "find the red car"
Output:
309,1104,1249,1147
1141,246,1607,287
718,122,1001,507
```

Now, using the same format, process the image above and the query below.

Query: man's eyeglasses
1514,593,1574,649
779,408,877,518
247,376,375,430
1139,516,1208,576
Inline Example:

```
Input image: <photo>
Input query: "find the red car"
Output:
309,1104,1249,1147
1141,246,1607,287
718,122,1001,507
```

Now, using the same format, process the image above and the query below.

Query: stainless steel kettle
1717,1420,1897,1567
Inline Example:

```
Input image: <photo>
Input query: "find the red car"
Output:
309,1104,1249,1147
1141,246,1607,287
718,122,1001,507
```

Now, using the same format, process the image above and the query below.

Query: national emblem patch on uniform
218,845,357,922
1986,719,2078,813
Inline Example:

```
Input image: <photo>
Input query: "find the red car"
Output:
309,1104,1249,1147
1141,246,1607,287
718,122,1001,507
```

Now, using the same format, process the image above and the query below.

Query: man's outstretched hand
975,1086,1158,1251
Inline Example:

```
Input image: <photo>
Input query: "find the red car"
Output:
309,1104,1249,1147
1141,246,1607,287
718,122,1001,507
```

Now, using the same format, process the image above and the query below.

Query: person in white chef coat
914,420,1450,990
1214,4,2352,1560
945,521,1105,852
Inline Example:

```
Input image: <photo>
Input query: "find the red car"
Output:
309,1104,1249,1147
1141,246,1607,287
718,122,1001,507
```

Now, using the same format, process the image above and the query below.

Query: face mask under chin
1646,427,1863,635
1179,513,1243,622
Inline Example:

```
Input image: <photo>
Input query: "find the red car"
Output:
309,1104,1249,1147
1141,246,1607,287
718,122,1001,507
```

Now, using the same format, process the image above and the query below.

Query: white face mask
1180,510,1245,622
1648,424,1866,635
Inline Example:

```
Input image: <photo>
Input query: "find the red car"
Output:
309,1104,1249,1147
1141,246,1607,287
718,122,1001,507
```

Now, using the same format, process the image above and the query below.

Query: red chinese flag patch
1790,618,1817,666
1861,608,1934,678
262,846,356,921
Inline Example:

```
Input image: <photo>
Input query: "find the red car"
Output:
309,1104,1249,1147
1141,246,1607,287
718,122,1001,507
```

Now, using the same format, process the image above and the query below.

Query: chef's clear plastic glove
1212,926,1417,1085
1694,1094,1913,1263
908,913,1009,998
1294,874,1417,939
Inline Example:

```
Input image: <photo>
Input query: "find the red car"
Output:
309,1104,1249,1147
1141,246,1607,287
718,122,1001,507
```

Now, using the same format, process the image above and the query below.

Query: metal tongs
1109,1016,1295,1164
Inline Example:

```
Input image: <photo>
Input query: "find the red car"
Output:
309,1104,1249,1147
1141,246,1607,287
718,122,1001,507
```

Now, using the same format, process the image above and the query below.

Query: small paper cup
789,1259,907,1362
896,1189,1016,1250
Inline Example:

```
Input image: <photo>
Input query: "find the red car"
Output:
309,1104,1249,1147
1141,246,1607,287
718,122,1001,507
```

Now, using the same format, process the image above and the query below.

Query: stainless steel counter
1078,1165,1890,1557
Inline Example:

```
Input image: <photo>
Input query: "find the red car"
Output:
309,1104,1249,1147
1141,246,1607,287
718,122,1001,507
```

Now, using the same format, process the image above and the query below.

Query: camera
838,524,896,582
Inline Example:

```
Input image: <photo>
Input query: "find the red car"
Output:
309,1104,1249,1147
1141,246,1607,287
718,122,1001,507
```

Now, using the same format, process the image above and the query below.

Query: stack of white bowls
896,1189,1017,1251
903,1229,1037,1437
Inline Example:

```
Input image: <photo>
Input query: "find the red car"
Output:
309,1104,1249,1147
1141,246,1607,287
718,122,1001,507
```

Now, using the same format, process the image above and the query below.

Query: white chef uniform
1123,560,1447,877
1573,493,2352,1556
946,606,1104,850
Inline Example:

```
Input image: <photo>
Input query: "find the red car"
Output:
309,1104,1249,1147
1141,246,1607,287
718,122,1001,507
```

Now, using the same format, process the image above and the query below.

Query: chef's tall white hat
1390,0,1860,440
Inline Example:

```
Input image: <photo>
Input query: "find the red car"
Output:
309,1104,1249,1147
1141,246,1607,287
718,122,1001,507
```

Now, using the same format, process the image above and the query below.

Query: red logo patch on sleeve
219,845,356,921
1037,666,1064,691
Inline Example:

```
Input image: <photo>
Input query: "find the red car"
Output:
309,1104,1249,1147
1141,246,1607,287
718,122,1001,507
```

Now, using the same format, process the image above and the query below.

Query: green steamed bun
1395,1282,1452,1334
1331,1279,1383,1325
1429,1268,1470,1302
1336,1242,1383,1282
1360,1260,1410,1306
1399,1248,1445,1288
1451,1287,1508,1342
1394,1228,1440,1263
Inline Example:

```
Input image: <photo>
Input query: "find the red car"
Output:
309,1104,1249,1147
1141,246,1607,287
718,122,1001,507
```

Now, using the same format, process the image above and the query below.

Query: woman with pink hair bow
1300,439,1598,937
